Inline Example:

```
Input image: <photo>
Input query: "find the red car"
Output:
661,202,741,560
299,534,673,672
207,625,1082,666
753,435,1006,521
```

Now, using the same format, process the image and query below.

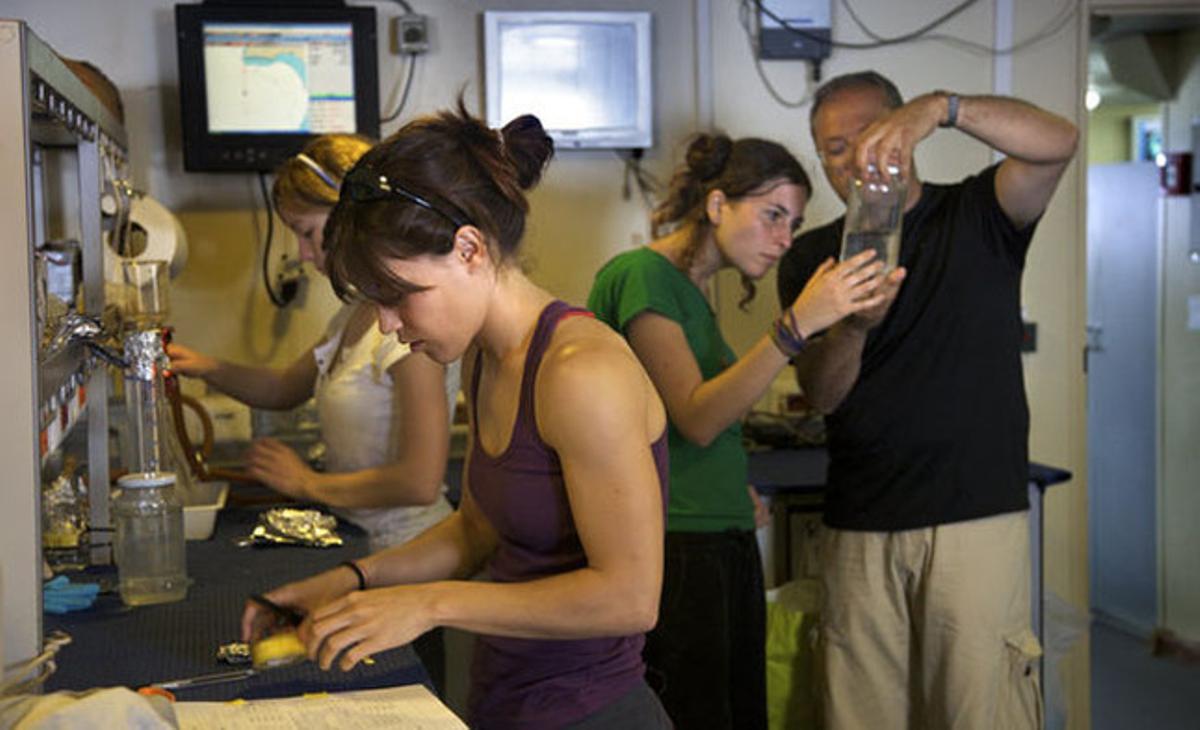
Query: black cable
738,0,1080,109
257,172,289,308
381,51,418,124
388,0,414,13
839,0,1078,57
737,1,813,108
617,149,661,208
748,0,982,51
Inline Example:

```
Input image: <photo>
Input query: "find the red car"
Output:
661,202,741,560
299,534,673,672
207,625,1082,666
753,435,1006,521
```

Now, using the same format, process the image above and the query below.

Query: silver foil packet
240,508,343,548
217,641,252,665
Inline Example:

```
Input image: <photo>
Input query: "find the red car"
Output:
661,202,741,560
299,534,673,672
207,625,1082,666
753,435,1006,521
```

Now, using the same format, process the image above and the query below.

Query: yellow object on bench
250,631,307,669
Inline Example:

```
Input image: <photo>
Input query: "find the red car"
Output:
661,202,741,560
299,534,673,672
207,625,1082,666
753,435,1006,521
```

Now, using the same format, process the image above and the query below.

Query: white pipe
993,0,1014,163
695,0,714,131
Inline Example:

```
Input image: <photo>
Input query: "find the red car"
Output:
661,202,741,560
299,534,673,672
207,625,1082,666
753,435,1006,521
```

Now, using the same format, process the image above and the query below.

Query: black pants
644,530,767,730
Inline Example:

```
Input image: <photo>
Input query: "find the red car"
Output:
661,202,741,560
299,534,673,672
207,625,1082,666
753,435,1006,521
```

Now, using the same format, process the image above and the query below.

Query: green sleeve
588,251,683,333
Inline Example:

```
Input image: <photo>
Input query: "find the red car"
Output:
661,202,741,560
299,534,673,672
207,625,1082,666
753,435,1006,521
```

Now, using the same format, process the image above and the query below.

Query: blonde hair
272,134,373,213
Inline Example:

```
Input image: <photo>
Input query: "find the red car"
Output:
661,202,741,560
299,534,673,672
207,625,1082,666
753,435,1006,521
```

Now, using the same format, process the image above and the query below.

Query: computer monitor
175,3,379,172
483,11,653,150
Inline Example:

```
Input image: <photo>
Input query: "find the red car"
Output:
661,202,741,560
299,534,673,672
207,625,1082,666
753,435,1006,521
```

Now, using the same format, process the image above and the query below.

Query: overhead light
1085,88,1102,111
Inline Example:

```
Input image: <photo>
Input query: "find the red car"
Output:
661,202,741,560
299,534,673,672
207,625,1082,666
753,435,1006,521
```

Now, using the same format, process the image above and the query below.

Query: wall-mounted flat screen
176,3,379,172
484,11,653,150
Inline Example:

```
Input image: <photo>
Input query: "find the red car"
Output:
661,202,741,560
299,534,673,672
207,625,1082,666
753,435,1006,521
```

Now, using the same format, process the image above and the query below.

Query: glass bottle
839,176,907,273
112,471,188,606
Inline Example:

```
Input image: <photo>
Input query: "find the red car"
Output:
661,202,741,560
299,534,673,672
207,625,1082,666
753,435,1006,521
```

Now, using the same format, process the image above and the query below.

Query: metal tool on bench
146,595,308,692
147,635,307,692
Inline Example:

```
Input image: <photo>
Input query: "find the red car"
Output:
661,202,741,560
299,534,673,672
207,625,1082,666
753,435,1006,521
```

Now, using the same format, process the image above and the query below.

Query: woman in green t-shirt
587,134,888,729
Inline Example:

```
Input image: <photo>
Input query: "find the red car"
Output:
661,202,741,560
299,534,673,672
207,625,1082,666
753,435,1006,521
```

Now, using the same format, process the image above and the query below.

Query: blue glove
43,574,100,614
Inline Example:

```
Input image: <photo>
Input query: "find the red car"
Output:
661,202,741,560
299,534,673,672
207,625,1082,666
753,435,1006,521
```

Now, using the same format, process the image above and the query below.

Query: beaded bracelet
341,559,368,591
769,309,807,359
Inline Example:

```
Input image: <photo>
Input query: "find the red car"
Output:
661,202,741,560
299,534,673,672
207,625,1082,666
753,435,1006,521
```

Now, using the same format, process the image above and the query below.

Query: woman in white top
167,134,458,553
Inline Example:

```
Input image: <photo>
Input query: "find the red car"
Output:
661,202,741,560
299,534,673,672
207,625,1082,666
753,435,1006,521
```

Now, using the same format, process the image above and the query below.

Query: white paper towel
103,194,188,286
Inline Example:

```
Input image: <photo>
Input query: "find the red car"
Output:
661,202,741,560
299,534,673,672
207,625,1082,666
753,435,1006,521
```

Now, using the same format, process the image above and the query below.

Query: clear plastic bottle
839,176,907,273
112,472,188,606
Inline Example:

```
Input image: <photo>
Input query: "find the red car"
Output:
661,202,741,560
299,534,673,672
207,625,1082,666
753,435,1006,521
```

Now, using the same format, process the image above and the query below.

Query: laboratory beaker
839,177,906,273
121,259,169,328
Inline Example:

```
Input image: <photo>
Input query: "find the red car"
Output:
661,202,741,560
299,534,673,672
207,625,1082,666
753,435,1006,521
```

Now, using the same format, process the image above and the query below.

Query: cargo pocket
1000,628,1044,730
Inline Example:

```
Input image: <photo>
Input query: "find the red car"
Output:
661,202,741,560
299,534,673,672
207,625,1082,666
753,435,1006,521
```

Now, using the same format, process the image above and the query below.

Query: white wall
1160,28,1200,641
3,0,701,368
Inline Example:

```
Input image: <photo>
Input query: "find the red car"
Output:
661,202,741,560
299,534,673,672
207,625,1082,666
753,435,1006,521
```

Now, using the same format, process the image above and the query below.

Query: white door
1086,161,1160,634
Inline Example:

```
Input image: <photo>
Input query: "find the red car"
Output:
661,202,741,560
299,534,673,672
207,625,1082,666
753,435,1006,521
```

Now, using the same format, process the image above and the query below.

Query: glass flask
122,329,199,501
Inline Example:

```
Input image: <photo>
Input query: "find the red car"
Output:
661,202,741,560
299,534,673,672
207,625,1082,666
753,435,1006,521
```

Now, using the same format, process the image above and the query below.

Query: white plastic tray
183,480,229,541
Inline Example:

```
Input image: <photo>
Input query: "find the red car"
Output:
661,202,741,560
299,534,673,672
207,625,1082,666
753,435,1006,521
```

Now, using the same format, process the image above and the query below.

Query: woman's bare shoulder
535,315,665,440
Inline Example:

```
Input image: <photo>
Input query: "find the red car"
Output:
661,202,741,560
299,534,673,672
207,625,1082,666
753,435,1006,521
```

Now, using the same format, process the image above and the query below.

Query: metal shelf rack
0,19,127,669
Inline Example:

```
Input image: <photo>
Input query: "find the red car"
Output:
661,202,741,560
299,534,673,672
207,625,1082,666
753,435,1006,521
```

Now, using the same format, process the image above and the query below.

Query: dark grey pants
566,681,673,729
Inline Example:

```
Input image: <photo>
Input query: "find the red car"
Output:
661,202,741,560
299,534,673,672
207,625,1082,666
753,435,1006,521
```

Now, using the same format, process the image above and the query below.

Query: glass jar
112,471,188,606
42,466,90,572
42,458,89,573
839,176,907,273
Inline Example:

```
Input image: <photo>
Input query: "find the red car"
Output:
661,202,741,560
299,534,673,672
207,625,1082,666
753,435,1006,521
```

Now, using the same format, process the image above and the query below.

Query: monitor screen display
175,3,378,172
202,22,358,135
485,12,652,150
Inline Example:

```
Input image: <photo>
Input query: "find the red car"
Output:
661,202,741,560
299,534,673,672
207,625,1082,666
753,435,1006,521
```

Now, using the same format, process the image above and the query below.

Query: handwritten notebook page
173,684,467,729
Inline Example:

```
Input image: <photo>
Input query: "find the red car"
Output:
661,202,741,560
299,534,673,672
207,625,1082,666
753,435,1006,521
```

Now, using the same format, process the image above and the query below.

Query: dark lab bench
747,446,1071,703
44,503,429,701
749,449,1070,578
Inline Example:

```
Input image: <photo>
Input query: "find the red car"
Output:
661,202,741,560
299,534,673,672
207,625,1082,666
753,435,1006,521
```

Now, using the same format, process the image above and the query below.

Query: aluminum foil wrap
217,641,251,666
46,311,103,353
241,508,343,548
42,471,87,549
124,329,167,382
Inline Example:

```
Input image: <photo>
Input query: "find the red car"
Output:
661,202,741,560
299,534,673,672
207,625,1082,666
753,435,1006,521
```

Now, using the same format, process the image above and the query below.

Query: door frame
1080,0,1200,632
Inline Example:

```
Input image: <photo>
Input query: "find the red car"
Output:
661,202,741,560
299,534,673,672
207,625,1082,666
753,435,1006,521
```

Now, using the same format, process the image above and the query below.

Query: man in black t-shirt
776,72,1077,729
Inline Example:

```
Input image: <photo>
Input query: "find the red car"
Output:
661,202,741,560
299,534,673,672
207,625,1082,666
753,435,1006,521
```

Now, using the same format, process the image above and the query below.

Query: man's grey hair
809,71,904,135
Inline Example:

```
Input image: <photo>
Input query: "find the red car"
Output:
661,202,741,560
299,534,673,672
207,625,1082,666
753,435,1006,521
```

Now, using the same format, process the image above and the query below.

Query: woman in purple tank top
241,102,672,730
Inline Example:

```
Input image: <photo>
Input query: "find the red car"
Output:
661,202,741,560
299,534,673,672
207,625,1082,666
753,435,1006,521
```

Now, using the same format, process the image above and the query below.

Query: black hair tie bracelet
341,560,368,590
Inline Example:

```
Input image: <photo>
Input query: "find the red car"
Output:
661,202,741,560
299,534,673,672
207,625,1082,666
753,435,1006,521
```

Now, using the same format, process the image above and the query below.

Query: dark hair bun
685,134,733,182
501,115,555,190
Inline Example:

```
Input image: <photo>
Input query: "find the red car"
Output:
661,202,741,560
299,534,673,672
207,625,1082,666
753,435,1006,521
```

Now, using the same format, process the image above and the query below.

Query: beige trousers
819,511,1043,730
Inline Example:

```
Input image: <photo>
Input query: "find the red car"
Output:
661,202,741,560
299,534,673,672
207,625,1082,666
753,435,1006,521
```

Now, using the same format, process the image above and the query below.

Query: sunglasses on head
342,165,474,230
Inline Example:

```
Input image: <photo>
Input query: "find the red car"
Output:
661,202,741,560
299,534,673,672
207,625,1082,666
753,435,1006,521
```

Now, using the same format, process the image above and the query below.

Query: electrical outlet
391,14,429,55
